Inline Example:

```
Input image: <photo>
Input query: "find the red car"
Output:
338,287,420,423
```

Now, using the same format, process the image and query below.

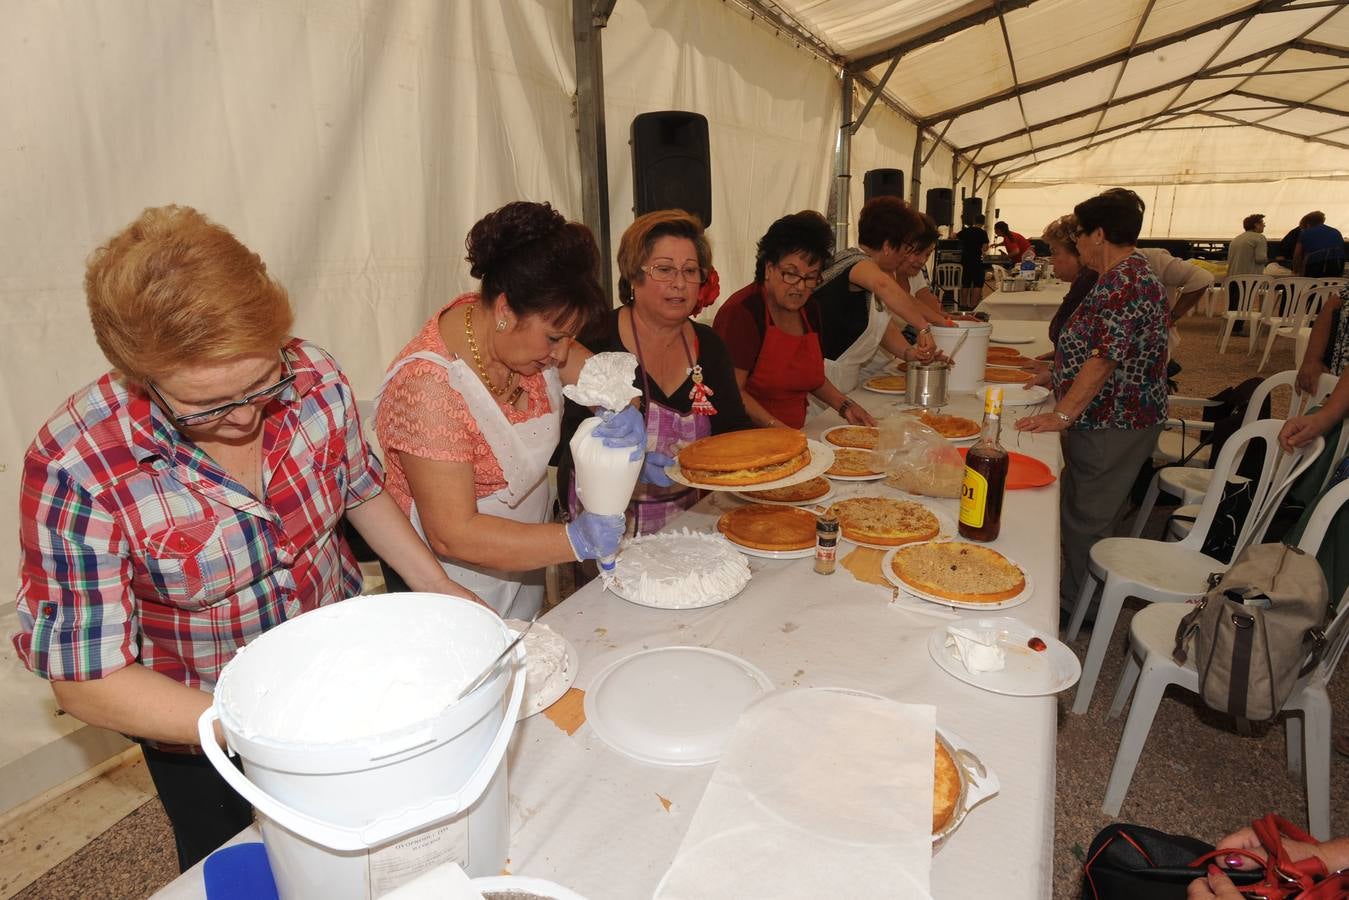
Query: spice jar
814,510,839,575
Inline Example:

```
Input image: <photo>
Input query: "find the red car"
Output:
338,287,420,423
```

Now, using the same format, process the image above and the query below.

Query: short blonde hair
1041,215,1080,256
615,210,712,304
85,205,294,381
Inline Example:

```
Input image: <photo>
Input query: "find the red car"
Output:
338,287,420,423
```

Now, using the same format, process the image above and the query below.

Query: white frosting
505,620,573,716
570,417,643,517
944,624,1006,674
218,599,504,744
611,529,752,609
563,351,642,411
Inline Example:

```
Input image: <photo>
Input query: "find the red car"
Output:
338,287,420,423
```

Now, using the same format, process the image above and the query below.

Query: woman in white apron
374,202,634,619
814,197,949,392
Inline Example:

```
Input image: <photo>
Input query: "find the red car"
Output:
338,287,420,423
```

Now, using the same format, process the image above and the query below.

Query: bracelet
1053,410,1074,425
838,399,854,415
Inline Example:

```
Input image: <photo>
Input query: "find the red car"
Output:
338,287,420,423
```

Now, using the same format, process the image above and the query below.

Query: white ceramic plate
861,379,908,395
1001,385,1052,406
731,481,835,507
989,334,1034,345
665,440,835,493
820,425,881,450
505,623,581,720
584,646,774,766
825,470,887,482
927,617,1081,696
935,726,1001,849
879,541,1033,611
836,503,958,551
715,532,815,560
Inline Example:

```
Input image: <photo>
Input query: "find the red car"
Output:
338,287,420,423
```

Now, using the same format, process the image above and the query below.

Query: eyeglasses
774,265,823,288
641,263,707,285
149,356,296,427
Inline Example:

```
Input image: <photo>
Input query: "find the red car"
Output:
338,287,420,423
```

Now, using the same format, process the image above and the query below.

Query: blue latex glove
591,406,646,461
565,512,626,562
640,450,675,487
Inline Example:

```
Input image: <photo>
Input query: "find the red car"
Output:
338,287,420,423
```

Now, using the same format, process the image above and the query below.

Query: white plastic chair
1133,371,1337,538
935,263,962,306
1101,477,1349,838
1217,276,1270,354
1066,419,1324,716
1255,278,1320,371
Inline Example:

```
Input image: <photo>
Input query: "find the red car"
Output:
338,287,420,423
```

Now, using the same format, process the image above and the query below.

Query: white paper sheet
655,688,935,900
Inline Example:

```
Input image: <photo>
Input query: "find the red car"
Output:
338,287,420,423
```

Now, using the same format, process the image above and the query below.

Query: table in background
978,281,1068,322
154,389,1065,900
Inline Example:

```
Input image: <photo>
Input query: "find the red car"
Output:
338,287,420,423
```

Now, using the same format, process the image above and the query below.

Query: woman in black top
558,210,750,536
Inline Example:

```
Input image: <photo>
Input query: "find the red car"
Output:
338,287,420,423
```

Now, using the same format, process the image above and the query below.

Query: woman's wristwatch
1053,409,1074,425
838,398,855,416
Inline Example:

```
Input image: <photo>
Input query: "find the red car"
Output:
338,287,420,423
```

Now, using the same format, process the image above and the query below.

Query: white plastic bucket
932,321,991,394
198,593,524,900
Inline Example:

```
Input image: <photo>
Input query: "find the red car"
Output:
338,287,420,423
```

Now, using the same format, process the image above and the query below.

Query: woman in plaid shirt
12,205,476,870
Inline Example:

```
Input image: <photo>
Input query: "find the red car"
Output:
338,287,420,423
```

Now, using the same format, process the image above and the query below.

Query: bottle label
983,387,1004,418
960,466,988,528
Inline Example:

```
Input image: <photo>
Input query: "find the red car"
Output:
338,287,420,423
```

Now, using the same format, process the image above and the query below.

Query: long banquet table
154,373,1065,900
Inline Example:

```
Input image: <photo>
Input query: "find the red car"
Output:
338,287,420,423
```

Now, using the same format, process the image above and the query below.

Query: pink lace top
376,295,553,510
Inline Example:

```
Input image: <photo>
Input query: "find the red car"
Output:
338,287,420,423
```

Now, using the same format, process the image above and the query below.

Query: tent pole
829,73,854,251
572,0,614,299
910,133,923,212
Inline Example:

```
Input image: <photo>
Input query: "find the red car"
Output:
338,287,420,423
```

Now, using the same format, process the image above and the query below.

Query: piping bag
563,352,645,575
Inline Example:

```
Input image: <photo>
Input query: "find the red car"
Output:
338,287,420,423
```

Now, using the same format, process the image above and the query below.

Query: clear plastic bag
873,416,965,498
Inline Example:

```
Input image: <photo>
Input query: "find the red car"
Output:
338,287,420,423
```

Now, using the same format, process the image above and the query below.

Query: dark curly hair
856,196,927,253
1075,188,1146,246
754,210,834,283
465,201,607,329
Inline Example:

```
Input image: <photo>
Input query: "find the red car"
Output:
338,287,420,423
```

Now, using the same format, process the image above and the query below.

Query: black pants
142,745,253,872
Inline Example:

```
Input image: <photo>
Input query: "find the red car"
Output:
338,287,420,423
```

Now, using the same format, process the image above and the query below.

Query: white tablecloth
978,281,1069,322
153,390,1064,900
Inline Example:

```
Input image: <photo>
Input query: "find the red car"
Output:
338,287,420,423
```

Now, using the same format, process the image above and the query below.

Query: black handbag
1081,823,1262,899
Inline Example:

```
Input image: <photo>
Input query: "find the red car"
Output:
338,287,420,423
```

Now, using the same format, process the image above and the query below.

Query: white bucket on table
931,320,991,394
198,593,524,900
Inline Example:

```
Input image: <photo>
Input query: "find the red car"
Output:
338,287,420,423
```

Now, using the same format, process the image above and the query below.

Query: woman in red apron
715,211,877,429
559,210,751,536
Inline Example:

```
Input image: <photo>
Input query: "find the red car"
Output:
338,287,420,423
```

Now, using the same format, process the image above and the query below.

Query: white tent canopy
1,0,1348,810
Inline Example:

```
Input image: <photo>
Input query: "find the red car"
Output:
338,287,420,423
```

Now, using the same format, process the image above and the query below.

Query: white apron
374,350,562,619
823,297,892,393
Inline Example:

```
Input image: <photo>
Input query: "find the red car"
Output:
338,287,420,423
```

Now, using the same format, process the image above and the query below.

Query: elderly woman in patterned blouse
1016,188,1169,622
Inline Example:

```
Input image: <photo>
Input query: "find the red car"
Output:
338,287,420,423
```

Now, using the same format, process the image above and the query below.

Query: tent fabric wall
603,0,840,295
997,178,1349,241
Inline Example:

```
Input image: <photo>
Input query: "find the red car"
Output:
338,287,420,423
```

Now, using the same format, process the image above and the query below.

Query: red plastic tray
958,447,1056,490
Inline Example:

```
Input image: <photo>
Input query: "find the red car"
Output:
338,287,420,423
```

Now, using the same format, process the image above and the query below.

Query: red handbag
1189,815,1342,899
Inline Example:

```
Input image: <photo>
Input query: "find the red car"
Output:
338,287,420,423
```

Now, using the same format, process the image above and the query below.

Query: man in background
1227,213,1268,335
1296,210,1346,277
956,214,989,309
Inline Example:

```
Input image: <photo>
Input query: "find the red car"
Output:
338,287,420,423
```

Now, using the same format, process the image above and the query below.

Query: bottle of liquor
959,387,1009,542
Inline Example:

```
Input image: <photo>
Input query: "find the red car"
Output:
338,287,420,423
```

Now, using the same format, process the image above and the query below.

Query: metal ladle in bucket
455,614,535,702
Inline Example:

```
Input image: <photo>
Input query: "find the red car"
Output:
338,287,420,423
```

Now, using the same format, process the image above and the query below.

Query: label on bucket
368,818,469,895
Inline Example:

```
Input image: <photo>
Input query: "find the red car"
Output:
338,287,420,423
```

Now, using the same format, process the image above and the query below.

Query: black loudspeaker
863,168,905,202
961,196,984,223
925,188,954,226
631,111,712,227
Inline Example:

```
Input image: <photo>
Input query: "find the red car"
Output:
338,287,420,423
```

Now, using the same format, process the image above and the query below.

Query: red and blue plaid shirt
13,339,383,692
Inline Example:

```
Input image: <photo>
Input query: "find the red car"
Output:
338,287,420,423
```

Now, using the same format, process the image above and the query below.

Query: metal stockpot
905,361,950,408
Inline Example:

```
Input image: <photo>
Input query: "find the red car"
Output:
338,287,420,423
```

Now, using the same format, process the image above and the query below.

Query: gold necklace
463,305,518,398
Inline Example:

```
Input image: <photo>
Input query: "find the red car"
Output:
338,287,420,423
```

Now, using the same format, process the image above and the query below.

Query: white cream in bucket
931,321,991,394
199,593,524,900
